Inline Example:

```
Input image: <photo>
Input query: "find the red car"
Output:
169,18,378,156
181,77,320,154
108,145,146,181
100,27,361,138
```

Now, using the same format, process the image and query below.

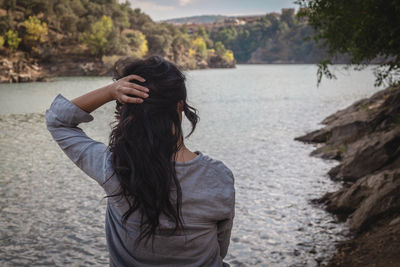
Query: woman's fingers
122,74,146,83
113,75,149,104
120,95,144,104
126,81,149,93
123,86,149,99
116,86,148,104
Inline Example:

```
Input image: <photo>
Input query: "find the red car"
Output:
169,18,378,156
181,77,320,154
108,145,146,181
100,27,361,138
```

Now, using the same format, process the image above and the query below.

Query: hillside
162,9,342,64
0,0,235,83
1,1,349,83
161,15,228,24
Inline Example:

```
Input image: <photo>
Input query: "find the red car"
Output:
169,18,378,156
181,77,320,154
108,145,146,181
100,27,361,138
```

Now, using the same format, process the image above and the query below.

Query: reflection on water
0,65,381,266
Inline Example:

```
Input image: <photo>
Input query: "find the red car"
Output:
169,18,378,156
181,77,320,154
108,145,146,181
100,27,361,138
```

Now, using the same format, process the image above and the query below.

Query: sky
124,0,298,21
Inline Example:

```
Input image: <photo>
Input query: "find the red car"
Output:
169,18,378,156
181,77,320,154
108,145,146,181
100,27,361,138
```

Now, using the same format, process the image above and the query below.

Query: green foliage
214,41,234,63
5,30,21,51
16,0,52,16
296,0,400,86
209,11,322,64
124,29,148,58
128,8,152,29
80,15,113,58
60,14,79,34
141,22,173,55
172,32,191,50
281,8,296,27
0,36,4,48
23,16,48,42
192,36,207,59
213,27,237,48
195,26,213,48
2,0,343,72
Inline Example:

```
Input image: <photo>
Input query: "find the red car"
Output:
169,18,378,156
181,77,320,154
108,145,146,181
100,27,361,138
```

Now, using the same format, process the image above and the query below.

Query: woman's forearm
71,74,148,113
71,85,113,113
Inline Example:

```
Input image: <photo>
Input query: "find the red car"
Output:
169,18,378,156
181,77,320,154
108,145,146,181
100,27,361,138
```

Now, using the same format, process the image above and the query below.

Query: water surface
0,65,381,266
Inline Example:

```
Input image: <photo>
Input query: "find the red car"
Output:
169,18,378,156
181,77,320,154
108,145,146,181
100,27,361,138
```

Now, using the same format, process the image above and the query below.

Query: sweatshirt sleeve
45,93,113,187
217,168,235,259
217,211,234,259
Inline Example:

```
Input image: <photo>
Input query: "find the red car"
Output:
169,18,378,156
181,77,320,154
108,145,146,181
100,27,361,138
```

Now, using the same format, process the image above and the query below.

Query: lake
0,64,382,266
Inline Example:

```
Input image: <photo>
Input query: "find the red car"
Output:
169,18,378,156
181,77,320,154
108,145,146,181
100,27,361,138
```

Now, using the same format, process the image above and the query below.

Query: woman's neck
175,145,197,163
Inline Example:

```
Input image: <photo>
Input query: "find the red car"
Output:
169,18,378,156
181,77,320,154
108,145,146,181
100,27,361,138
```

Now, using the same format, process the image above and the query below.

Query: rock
322,170,400,231
1,50,236,83
295,84,400,266
296,85,400,182
336,129,400,181
326,219,400,267
0,55,46,83
196,59,208,69
294,128,331,143
389,216,400,226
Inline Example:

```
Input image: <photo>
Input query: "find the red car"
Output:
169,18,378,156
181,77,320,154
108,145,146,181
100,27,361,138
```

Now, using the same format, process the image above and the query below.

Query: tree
23,16,48,44
80,15,113,58
215,41,235,63
195,26,213,48
213,27,237,49
141,22,173,55
296,0,400,86
5,30,21,51
281,8,296,27
192,36,207,59
124,29,148,58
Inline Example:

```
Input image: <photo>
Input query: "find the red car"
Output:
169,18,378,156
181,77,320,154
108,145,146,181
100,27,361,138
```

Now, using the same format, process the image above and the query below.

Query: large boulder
321,170,400,232
296,85,400,182
296,84,400,266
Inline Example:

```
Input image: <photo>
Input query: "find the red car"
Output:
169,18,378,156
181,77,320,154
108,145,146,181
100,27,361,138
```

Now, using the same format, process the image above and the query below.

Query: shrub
24,16,48,42
80,15,113,58
6,30,21,51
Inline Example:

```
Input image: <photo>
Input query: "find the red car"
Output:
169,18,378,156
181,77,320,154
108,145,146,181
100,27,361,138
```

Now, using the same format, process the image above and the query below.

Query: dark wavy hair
107,55,199,244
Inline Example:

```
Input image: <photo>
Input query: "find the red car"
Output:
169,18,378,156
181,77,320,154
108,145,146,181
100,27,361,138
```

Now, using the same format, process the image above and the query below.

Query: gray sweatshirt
45,94,235,267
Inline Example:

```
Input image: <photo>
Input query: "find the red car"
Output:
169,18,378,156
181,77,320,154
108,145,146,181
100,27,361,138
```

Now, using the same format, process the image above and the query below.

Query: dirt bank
295,85,400,266
0,49,235,84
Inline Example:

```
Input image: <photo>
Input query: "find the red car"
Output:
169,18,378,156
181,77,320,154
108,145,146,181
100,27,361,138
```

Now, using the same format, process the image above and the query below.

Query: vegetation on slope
210,9,331,64
0,0,235,76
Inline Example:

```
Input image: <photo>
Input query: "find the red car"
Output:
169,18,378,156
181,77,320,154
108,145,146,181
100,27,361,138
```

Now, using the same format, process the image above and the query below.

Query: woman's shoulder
197,153,235,217
200,153,234,181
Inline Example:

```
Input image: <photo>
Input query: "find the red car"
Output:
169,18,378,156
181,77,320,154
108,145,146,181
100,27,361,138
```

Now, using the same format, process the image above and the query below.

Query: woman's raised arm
45,75,148,188
71,74,149,113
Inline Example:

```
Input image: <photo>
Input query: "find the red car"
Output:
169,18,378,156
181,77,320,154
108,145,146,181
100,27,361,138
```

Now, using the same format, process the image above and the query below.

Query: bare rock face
0,56,46,83
296,84,400,266
296,86,400,182
322,170,400,231
40,53,112,77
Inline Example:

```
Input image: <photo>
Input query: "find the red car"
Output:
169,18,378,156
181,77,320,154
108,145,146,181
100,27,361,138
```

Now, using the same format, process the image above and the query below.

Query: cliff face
296,85,400,266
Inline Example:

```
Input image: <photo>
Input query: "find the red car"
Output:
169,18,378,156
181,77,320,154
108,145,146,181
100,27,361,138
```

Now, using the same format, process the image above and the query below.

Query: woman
45,55,235,267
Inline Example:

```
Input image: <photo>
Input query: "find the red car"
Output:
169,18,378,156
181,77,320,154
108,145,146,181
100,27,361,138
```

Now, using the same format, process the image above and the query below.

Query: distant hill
161,15,229,24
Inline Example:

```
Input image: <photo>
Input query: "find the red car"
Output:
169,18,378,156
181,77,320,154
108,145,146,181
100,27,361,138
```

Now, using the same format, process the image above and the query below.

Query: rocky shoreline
0,53,47,83
0,52,235,84
295,85,400,266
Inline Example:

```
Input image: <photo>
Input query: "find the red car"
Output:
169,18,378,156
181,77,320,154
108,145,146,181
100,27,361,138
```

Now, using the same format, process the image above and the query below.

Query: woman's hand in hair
109,75,149,104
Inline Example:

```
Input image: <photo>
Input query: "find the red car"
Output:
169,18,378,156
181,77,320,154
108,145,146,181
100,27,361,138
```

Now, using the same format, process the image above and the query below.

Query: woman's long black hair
107,55,199,244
